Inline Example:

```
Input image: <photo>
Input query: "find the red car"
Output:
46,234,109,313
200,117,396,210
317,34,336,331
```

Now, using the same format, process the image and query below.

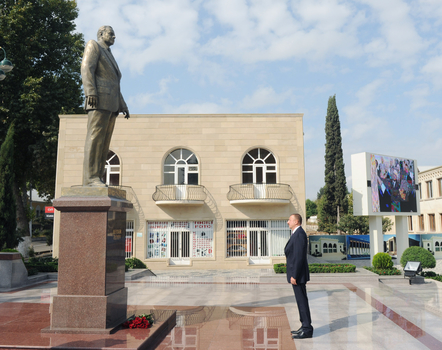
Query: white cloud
360,0,426,68
404,84,432,110
164,101,231,114
201,0,362,63
240,86,292,110
129,77,176,108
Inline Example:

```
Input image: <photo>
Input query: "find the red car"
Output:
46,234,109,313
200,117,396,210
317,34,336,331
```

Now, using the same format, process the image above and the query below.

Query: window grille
226,220,290,258
125,221,134,258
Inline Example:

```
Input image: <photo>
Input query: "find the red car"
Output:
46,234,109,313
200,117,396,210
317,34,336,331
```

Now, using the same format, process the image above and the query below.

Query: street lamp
0,46,14,81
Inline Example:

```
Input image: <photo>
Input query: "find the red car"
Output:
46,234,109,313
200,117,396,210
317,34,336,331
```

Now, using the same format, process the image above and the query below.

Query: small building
53,114,305,270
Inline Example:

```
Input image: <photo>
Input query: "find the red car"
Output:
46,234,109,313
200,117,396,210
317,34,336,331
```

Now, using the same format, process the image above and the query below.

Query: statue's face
101,27,116,47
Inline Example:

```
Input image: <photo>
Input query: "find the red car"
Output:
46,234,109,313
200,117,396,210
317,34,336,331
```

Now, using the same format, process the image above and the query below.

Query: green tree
318,95,348,233
0,0,84,249
306,199,318,219
337,192,393,235
0,124,21,249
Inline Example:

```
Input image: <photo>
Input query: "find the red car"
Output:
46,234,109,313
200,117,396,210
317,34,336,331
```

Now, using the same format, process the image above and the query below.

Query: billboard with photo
352,152,420,216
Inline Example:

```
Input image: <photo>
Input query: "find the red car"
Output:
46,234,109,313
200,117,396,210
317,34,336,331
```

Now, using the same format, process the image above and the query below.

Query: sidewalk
1,267,442,349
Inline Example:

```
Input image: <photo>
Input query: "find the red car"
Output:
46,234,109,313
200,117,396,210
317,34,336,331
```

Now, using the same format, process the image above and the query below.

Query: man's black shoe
292,331,313,339
290,328,302,335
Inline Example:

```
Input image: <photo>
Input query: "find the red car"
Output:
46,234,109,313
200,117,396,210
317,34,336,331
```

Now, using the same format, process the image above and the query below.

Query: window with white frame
427,180,433,199
226,220,290,258
164,149,199,185
147,221,213,259
102,150,120,186
242,148,277,184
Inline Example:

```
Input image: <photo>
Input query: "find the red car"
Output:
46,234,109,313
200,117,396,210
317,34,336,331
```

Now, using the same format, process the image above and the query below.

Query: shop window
147,221,213,259
226,220,290,258
164,148,199,185
102,150,120,186
242,148,277,184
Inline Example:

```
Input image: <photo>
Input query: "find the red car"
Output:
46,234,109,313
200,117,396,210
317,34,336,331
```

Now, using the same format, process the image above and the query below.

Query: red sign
45,206,55,219
45,207,55,213
125,237,132,253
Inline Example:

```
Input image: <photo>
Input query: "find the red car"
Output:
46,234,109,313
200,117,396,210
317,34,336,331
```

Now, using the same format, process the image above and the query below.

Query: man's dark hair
291,213,302,225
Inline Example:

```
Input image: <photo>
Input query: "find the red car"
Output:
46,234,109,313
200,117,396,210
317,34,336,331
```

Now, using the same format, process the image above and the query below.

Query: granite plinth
61,186,126,199
0,253,28,289
49,189,133,333
48,288,128,332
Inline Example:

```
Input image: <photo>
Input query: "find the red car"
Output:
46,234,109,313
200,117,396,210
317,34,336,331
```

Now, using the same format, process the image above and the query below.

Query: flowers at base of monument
122,313,153,329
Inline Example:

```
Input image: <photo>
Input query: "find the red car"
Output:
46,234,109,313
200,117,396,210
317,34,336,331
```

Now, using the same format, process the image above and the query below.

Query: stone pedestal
0,253,28,290
46,187,133,334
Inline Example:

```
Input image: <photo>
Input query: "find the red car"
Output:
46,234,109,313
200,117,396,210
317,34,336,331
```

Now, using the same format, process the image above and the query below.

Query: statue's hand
123,109,130,119
88,95,98,109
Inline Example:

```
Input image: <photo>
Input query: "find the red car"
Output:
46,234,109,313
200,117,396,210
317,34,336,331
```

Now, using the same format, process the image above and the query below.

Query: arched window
436,242,440,252
242,148,276,184
164,148,199,185
102,150,120,186
323,243,328,253
333,243,337,253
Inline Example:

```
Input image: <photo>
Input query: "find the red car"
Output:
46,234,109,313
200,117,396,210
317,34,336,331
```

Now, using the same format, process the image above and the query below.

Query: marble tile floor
1,269,442,349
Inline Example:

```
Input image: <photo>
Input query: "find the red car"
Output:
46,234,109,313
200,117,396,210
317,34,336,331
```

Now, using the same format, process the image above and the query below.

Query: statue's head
97,26,115,47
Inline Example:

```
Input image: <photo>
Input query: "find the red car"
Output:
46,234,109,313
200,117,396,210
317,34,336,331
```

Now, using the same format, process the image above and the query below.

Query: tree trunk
13,180,31,257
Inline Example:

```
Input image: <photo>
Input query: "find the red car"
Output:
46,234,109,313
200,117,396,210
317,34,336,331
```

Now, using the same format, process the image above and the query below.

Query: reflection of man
81,25,129,187
285,214,313,339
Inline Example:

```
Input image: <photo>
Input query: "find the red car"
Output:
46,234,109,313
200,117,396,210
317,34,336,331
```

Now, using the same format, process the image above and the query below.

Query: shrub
363,266,401,275
372,252,393,269
125,257,147,269
24,257,58,272
273,263,356,274
400,246,436,269
422,271,437,277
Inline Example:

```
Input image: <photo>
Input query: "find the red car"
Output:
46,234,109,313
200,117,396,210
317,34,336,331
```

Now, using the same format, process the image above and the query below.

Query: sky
75,0,442,200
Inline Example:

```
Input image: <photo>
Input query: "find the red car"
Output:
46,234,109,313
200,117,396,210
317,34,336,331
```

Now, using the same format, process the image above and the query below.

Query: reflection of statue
81,25,130,187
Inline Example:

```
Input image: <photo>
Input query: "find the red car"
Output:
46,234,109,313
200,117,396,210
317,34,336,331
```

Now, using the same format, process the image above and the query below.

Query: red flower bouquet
122,314,153,329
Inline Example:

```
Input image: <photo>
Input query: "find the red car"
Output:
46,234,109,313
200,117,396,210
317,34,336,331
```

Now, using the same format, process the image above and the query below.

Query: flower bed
24,257,58,275
274,263,356,274
123,314,153,329
363,266,401,275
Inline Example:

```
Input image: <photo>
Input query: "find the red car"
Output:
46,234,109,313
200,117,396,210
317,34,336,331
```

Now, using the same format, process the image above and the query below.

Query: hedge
274,263,356,274
363,266,401,275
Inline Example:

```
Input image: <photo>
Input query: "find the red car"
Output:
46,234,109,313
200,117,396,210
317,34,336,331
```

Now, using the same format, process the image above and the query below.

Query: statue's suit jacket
284,226,310,284
81,40,127,112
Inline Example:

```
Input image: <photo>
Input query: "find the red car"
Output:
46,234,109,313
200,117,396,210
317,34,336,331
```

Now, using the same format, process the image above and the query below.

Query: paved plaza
1,262,442,349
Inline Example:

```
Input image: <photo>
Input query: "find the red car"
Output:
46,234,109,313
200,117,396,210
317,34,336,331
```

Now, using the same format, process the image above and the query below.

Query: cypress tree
318,95,348,233
0,124,19,249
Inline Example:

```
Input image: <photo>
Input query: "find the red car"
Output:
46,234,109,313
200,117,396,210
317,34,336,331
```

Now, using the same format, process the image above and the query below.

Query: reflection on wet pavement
156,306,294,350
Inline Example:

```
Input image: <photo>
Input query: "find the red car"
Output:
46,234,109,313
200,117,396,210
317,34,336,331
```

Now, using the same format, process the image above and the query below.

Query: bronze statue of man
81,25,129,187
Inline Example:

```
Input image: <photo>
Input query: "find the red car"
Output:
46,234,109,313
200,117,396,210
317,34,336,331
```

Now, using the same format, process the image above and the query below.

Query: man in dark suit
81,25,130,186
285,213,313,339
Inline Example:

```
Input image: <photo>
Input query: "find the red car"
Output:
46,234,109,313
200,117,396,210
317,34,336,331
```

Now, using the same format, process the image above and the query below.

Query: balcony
152,185,207,205
227,183,293,205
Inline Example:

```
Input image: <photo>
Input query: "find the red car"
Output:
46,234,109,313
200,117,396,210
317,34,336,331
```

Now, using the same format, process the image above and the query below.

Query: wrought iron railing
226,183,293,201
152,184,207,202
